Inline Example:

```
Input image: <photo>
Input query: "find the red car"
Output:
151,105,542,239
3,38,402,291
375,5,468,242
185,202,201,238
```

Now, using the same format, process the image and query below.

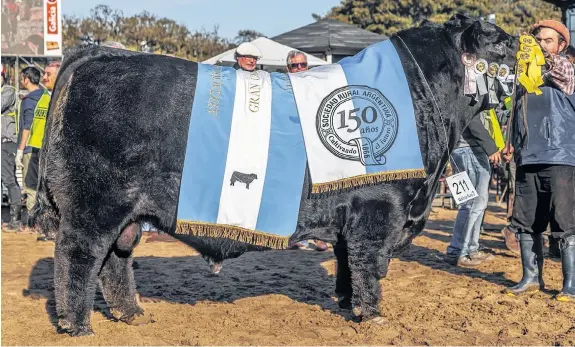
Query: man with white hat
233,42,262,72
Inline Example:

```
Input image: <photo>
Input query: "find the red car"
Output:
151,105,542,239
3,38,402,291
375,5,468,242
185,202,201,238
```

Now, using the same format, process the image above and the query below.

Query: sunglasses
289,62,307,69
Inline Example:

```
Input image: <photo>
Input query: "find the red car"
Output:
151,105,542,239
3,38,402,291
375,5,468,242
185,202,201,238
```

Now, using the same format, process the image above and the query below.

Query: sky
64,0,342,41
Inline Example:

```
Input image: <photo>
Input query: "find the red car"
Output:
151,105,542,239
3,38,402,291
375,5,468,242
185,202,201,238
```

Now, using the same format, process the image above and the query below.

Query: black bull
31,15,518,335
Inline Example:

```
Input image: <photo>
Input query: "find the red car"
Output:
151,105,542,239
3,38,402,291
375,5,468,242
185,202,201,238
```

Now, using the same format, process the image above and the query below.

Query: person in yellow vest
14,66,44,224
29,61,61,241
1,65,22,232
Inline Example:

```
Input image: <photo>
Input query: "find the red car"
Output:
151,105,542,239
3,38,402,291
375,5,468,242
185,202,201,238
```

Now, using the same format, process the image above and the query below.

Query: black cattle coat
30,15,517,336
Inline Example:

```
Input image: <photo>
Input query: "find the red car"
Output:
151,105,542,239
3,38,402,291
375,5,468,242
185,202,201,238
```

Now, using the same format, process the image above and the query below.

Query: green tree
62,5,237,61
234,29,266,44
321,0,562,37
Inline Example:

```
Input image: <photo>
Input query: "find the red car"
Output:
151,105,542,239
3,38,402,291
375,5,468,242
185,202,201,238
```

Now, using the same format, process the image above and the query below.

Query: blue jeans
446,146,491,257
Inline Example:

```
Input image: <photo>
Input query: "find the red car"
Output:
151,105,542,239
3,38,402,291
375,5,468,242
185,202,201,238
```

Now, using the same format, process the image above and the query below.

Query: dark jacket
456,112,498,156
18,88,43,154
512,86,575,167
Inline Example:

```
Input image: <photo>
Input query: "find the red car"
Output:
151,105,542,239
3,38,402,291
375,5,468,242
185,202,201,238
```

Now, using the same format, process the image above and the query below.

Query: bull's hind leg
99,223,151,325
334,237,352,309
347,239,383,322
54,221,112,336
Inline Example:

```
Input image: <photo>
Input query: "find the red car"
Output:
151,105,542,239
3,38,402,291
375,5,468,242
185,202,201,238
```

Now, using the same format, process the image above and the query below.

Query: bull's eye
492,42,506,55
489,42,507,60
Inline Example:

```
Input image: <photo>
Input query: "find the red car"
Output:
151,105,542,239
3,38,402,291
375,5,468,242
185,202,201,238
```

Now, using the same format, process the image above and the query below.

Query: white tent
202,37,328,69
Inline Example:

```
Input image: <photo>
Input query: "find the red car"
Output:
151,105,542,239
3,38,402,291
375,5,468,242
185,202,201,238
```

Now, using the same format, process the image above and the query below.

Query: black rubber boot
548,235,561,259
503,232,545,296
556,235,575,303
4,204,22,232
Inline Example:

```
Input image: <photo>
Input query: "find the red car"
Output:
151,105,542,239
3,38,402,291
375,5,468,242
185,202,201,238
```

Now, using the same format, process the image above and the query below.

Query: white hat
235,42,262,58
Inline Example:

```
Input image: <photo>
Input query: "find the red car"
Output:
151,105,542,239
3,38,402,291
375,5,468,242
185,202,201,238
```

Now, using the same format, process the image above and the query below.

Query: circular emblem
487,62,499,78
516,51,531,62
474,59,488,75
519,35,537,47
316,85,398,164
521,45,534,54
497,64,510,80
461,53,476,67
517,62,527,75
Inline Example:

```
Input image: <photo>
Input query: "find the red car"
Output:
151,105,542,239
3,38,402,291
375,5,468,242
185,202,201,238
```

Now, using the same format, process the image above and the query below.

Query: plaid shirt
545,54,575,95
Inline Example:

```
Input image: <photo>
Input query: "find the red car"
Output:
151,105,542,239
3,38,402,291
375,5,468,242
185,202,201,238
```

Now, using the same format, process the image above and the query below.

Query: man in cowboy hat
503,20,575,303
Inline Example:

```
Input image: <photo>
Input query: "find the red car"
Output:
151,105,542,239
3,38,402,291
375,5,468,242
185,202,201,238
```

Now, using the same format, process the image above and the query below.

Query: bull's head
447,14,517,66
443,14,519,105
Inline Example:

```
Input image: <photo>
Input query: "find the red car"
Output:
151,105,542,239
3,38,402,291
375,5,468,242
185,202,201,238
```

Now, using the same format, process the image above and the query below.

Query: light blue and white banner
177,39,426,239
177,65,307,236
288,39,425,185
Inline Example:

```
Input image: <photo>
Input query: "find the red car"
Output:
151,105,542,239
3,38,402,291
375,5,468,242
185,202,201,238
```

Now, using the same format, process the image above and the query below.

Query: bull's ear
419,19,434,28
450,13,470,22
459,20,486,54
445,13,471,28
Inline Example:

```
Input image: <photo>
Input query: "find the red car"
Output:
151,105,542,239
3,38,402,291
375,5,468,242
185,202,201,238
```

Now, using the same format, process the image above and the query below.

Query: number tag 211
445,171,479,205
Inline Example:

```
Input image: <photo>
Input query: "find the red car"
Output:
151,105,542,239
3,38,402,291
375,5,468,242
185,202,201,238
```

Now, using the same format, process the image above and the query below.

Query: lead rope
504,67,519,150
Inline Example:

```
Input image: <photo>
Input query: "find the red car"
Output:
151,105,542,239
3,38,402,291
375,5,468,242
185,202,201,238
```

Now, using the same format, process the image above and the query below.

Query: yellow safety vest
504,96,512,111
27,90,51,149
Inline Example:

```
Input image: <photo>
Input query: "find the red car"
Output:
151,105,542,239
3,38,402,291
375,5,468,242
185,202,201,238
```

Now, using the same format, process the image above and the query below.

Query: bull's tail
29,170,60,237
28,74,73,236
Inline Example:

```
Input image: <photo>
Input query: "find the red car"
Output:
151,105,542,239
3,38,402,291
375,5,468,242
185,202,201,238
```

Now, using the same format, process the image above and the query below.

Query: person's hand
15,149,24,169
502,144,514,163
489,151,501,167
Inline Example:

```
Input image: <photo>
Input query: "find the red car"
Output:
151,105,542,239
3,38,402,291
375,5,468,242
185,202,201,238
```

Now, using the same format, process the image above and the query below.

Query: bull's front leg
54,221,110,336
334,237,352,309
346,237,384,323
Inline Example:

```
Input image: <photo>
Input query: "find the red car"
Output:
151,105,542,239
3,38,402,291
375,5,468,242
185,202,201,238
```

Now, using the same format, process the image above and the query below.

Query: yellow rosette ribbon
516,35,545,95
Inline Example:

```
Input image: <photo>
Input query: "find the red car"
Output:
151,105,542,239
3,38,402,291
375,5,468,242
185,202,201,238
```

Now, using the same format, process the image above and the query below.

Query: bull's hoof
121,312,154,326
351,307,382,324
365,316,387,325
337,296,352,310
57,319,94,336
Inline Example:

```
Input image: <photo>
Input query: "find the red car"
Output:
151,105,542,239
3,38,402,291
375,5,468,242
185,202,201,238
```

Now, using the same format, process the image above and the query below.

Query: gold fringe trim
175,220,289,250
311,168,427,194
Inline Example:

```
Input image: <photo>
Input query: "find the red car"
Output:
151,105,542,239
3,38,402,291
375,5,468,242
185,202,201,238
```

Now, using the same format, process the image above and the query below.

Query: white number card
445,171,479,205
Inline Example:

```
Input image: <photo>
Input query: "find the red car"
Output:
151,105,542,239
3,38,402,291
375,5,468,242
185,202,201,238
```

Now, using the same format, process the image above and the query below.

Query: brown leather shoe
470,250,494,262
502,226,520,255
456,255,484,267
444,254,483,267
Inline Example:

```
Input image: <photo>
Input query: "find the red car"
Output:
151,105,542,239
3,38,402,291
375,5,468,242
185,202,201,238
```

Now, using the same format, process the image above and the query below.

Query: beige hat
235,42,262,58
533,20,570,46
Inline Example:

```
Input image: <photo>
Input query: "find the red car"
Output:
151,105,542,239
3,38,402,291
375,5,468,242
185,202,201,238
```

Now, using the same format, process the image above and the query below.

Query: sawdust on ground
2,201,574,346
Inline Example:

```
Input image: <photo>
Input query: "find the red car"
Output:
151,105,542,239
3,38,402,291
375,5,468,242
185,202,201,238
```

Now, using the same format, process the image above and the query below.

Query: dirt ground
2,200,574,346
